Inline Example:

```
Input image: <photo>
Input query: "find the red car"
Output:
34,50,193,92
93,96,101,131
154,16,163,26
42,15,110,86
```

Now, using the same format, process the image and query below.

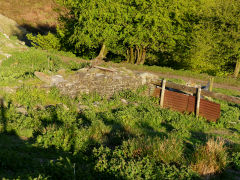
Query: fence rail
152,79,221,122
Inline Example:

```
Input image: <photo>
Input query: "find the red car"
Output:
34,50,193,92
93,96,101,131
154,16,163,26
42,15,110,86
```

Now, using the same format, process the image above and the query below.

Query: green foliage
52,0,240,76
0,48,89,85
0,87,239,178
27,32,61,50
232,152,240,170
0,49,63,79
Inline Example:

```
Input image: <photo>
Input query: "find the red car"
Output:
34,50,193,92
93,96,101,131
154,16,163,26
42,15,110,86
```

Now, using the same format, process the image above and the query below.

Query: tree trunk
139,47,146,65
91,44,107,67
134,48,137,64
136,46,143,65
95,44,107,61
130,47,135,64
126,49,130,63
234,60,240,78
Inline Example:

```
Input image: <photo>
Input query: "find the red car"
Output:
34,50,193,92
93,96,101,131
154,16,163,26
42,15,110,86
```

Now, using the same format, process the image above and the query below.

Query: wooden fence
152,80,221,122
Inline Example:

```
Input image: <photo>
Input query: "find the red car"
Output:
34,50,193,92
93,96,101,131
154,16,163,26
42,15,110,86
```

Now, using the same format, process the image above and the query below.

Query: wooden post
196,87,201,117
160,79,166,108
209,77,214,92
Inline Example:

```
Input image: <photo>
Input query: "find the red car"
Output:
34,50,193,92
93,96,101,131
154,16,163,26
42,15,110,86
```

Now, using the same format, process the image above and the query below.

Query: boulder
138,72,159,85
51,75,66,86
34,72,51,84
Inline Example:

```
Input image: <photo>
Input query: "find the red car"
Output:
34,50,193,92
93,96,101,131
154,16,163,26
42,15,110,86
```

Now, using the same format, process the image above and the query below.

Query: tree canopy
28,0,240,77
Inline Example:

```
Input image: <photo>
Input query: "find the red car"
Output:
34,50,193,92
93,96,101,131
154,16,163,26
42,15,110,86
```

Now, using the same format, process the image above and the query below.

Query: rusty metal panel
163,90,189,113
152,87,221,122
199,99,221,122
186,96,196,113
153,88,161,98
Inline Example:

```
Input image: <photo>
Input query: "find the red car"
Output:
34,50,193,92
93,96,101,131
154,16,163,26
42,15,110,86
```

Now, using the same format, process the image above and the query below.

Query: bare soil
0,0,58,33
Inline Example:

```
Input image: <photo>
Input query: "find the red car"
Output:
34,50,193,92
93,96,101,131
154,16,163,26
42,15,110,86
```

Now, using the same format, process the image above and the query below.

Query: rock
121,99,128,104
57,103,69,111
95,73,105,77
44,104,55,110
87,68,101,74
34,105,45,111
0,14,27,38
3,33,9,39
138,72,159,85
57,69,66,75
35,72,51,84
16,107,28,115
93,101,100,107
77,104,89,112
51,75,66,86
77,68,89,73
0,86,17,93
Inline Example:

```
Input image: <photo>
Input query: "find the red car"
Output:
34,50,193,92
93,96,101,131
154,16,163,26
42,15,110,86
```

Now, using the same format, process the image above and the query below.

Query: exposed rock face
35,67,159,98
0,14,27,38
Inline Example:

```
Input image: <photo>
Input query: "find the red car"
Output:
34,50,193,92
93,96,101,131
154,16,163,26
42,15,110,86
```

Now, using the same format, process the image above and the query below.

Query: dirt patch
0,0,58,33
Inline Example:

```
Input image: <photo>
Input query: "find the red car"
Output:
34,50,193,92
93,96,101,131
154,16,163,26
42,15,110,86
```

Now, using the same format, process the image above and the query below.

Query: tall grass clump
191,138,228,176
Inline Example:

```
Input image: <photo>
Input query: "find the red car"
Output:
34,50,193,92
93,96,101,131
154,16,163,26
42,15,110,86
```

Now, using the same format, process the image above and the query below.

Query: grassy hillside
0,42,238,179
0,5,239,179
0,0,58,33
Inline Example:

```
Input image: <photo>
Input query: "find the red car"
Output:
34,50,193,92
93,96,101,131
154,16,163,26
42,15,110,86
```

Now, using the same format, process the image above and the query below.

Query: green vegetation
26,0,240,78
0,85,239,179
0,48,89,86
0,0,240,179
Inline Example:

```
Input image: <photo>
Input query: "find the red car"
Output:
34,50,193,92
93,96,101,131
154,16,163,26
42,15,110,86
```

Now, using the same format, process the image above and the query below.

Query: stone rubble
35,66,160,98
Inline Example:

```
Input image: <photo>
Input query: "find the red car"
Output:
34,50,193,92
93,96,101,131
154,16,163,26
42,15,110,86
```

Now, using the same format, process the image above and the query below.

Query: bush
191,138,228,176
27,33,61,50
232,152,240,170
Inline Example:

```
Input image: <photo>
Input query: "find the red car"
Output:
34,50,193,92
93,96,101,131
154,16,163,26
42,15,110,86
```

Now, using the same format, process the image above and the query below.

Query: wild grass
190,138,229,180
0,48,89,86
0,41,239,178
0,84,239,179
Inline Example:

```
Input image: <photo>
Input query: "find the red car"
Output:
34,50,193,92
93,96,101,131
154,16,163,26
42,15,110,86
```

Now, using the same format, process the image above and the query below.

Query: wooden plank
151,80,240,104
196,87,201,117
160,79,166,108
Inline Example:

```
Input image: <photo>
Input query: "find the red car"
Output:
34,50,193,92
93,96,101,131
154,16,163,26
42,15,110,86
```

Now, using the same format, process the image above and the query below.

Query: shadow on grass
137,121,167,139
0,101,119,179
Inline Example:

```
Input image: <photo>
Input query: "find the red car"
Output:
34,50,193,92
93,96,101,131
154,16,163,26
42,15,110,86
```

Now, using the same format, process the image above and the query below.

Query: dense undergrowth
0,44,239,179
0,85,239,179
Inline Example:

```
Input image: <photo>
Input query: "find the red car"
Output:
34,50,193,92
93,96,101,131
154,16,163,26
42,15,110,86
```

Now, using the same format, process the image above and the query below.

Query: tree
56,0,125,61
188,0,240,76
55,0,191,65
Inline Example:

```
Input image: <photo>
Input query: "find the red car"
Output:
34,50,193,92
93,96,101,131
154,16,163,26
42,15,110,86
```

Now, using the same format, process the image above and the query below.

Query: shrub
125,136,184,164
27,33,61,50
232,152,240,170
191,138,228,176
